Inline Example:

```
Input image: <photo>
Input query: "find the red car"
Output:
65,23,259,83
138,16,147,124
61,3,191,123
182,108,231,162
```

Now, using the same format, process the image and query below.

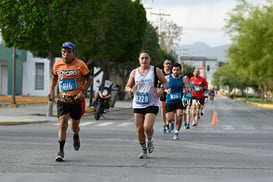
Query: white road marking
222,125,234,130
96,122,114,127
116,122,133,127
79,121,96,126
241,125,255,130
263,126,273,130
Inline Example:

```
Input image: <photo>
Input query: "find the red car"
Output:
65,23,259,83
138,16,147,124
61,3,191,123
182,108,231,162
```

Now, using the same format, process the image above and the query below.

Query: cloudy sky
142,0,268,46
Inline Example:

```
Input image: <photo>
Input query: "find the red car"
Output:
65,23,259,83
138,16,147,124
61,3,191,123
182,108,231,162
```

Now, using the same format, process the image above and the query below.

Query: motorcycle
93,80,119,120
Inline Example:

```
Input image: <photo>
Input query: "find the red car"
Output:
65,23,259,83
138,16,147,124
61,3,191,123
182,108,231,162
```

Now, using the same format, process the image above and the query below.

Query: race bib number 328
60,79,78,92
135,92,149,105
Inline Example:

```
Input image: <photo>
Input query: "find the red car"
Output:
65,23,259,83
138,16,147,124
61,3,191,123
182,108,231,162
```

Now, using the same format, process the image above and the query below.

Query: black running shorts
133,106,159,115
165,102,184,113
57,100,82,120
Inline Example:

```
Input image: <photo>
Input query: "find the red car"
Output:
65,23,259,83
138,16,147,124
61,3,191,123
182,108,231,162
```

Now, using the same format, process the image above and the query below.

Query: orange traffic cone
211,112,217,125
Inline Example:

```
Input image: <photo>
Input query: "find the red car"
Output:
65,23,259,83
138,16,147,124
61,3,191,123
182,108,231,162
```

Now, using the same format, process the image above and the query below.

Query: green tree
0,0,103,115
225,0,273,98
212,60,250,96
143,22,163,66
84,0,147,81
109,20,164,103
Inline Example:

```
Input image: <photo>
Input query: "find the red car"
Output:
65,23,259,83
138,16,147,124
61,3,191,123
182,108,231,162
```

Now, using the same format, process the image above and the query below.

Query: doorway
0,64,8,95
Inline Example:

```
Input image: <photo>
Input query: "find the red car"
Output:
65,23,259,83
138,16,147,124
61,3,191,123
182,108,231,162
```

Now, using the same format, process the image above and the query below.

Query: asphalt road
1,97,273,182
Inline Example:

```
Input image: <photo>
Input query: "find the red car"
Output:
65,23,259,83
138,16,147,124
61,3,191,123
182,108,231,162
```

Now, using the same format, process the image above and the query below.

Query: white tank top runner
133,66,159,108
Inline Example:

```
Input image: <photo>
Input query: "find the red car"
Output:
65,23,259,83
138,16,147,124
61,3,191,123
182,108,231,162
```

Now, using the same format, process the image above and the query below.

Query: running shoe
73,134,80,151
137,150,147,159
201,111,204,116
169,123,174,132
55,151,64,162
186,124,190,129
184,124,187,130
166,125,170,133
192,121,197,126
147,140,154,153
162,128,167,133
193,120,199,126
173,133,179,140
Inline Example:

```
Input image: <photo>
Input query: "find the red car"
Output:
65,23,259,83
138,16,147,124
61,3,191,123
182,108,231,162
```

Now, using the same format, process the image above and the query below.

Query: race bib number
169,92,181,100
194,86,201,92
60,79,78,92
135,92,149,105
185,93,192,98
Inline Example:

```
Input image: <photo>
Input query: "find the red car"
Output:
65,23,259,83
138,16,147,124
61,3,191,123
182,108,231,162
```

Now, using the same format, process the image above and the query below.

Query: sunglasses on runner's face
165,62,172,65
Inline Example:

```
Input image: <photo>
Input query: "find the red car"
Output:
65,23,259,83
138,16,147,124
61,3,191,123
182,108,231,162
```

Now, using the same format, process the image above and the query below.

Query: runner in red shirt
189,69,208,126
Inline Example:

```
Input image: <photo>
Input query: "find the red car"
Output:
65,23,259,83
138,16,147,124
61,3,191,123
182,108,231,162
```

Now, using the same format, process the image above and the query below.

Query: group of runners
125,52,216,159
50,44,215,161
158,60,216,140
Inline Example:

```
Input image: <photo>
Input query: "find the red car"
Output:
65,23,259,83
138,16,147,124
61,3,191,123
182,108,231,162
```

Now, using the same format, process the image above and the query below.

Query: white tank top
133,66,159,108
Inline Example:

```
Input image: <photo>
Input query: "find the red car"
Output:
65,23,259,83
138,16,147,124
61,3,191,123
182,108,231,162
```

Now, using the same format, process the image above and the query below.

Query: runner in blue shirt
164,63,189,140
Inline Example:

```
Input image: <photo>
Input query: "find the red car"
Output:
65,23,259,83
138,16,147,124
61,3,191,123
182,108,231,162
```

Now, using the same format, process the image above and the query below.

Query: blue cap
62,42,76,50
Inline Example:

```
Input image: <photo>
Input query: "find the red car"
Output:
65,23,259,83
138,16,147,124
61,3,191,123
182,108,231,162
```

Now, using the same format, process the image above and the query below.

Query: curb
215,94,273,109
0,120,50,125
244,101,273,109
0,102,48,108
232,97,273,109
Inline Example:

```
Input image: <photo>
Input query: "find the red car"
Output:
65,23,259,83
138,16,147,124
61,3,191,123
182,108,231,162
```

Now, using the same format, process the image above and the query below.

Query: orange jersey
53,58,90,96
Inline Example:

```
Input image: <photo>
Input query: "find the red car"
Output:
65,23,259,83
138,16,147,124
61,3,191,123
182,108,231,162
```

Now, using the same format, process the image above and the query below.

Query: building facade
0,45,25,96
22,52,51,97
0,43,103,98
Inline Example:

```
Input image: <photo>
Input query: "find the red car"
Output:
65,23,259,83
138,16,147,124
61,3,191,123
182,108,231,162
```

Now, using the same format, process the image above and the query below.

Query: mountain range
180,42,230,62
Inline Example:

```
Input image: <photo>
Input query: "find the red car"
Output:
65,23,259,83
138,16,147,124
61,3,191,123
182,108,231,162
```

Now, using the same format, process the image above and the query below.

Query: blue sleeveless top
166,75,184,104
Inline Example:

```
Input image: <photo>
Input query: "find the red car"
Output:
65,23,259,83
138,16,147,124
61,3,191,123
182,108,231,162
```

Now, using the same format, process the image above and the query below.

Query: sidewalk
220,94,273,109
0,100,132,125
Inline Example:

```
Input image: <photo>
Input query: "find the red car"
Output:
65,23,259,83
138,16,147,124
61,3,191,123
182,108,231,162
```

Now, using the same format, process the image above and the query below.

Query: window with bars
35,63,44,90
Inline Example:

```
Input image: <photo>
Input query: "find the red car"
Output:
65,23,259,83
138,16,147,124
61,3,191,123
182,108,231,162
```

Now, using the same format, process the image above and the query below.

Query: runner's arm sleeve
83,72,91,78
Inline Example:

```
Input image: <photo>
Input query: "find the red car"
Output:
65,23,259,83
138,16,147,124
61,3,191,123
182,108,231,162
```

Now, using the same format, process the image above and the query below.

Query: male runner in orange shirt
48,42,92,162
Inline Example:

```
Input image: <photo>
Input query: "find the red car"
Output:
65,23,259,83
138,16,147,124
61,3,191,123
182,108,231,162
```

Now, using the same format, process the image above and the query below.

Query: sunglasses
165,62,172,65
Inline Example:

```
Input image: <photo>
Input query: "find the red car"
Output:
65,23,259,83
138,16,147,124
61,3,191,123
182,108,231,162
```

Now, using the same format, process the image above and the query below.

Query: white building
22,52,103,97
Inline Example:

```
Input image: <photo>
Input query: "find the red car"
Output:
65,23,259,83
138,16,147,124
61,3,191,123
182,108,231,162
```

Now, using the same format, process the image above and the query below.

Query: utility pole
9,47,18,108
12,47,16,104
150,12,170,44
